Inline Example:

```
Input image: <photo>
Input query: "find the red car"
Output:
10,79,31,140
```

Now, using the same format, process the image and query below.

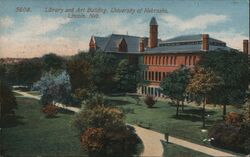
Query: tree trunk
176,100,179,117
202,96,207,128
181,101,184,111
223,104,227,120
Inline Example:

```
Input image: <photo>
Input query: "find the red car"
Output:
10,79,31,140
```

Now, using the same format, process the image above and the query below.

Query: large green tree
160,67,190,116
198,50,249,118
186,67,223,128
115,59,139,93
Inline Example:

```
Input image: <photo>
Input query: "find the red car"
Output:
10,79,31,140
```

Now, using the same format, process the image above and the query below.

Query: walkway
14,90,236,157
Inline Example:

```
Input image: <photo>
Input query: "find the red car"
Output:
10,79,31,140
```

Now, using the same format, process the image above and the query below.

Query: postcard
0,0,249,157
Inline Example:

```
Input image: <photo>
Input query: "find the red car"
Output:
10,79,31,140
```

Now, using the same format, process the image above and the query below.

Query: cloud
207,29,248,51
0,16,74,58
13,16,71,39
160,14,229,31
0,16,14,28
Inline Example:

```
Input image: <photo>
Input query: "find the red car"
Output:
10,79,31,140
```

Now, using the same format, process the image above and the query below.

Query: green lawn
163,142,212,157
106,95,242,154
1,97,87,156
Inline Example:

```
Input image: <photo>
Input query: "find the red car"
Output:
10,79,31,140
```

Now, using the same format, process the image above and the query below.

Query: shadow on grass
171,114,201,122
182,109,216,117
58,108,76,115
106,99,131,106
0,115,25,128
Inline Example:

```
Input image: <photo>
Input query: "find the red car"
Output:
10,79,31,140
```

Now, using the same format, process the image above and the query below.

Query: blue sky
0,0,249,58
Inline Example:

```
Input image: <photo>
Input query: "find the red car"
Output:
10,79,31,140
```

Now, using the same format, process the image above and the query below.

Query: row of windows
185,56,196,66
143,71,169,82
143,55,197,66
144,56,177,65
159,41,202,47
141,86,162,97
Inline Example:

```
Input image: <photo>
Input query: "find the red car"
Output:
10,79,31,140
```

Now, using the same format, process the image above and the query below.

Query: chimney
243,40,249,54
139,38,145,52
202,34,209,51
148,17,158,48
89,36,96,51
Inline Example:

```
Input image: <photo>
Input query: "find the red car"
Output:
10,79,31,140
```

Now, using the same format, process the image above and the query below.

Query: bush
144,95,156,108
73,106,142,157
225,112,243,126
80,128,104,152
42,104,58,118
209,120,250,154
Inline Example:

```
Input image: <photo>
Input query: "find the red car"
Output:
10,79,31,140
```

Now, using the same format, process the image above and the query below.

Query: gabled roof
93,34,143,52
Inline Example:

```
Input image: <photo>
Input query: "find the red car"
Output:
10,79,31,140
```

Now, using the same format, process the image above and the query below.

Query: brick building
89,17,249,97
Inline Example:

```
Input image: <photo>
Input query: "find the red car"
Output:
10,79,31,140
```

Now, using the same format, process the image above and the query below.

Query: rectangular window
151,56,154,65
152,71,155,80
185,56,187,65
163,56,165,65
155,72,158,81
193,56,196,65
149,71,151,80
170,56,173,65
189,56,192,65
149,57,151,65
174,56,177,65
166,56,168,65
155,56,158,65
159,72,162,81
145,71,147,80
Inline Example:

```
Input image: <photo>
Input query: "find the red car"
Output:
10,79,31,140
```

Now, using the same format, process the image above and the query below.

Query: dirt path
14,90,236,157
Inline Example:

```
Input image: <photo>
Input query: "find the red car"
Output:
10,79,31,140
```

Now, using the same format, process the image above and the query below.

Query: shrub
225,112,243,126
144,95,156,108
80,128,104,152
209,120,250,154
42,104,58,118
73,106,142,157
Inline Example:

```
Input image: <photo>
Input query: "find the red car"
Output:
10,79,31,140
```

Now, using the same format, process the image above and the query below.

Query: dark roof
93,34,142,52
93,34,231,54
150,17,158,25
144,44,231,54
160,34,225,44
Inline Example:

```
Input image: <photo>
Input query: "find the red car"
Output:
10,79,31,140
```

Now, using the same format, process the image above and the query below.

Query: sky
0,0,249,58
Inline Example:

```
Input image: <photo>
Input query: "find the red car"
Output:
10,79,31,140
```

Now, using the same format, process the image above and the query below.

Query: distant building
89,17,249,97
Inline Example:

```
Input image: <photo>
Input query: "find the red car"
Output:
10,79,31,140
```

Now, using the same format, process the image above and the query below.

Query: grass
106,95,243,155
1,97,87,156
162,142,212,157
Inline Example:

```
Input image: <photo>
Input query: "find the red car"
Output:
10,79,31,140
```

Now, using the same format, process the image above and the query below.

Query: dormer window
118,38,128,52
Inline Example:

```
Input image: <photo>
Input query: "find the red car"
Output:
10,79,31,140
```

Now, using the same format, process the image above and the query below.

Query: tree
115,59,139,93
160,67,190,116
198,50,249,118
186,67,223,128
0,79,17,120
33,71,72,106
42,53,65,72
66,57,92,93
4,58,42,86
87,52,117,94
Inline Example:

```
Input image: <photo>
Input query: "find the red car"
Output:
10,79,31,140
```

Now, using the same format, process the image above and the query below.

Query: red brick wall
142,53,201,86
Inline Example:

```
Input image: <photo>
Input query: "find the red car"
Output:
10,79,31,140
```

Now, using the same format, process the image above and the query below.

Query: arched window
193,56,196,65
185,56,188,65
189,56,192,65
